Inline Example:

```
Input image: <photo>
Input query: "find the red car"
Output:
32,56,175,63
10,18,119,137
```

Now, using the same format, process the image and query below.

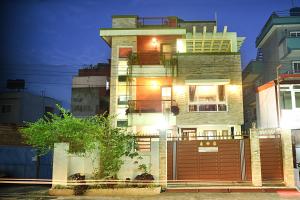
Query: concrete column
281,129,295,187
150,140,160,180
52,143,69,186
250,129,262,186
159,130,167,189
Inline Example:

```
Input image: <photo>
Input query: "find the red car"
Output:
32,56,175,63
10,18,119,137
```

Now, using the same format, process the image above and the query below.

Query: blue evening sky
0,0,297,108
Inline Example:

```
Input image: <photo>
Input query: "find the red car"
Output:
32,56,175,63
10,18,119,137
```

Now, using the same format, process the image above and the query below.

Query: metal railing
137,17,176,27
167,134,248,141
127,100,176,114
128,52,177,66
135,135,159,152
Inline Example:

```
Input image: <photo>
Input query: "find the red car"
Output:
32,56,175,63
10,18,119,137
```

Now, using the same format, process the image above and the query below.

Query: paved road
0,185,300,200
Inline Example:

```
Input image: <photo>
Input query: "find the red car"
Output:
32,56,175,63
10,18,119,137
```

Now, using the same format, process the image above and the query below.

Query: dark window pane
295,92,300,108
189,105,197,112
1,105,11,113
199,104,217,111
280,91,292,109
218,104,227,111
118,76,128,82
117,120,128,127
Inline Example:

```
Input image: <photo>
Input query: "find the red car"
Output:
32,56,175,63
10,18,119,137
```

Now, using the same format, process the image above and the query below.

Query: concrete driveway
0,185,300,200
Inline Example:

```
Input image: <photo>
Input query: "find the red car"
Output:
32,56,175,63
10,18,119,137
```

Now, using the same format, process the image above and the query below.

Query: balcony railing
137,17,177,27
128,52,177,66
127,100,176,113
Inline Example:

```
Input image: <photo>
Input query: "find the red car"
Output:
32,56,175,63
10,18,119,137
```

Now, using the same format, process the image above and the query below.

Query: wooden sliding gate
259,137,283,181
167,138,252,182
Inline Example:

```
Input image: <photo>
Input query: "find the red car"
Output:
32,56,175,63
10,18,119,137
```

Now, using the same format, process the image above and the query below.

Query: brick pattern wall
175,54,244,126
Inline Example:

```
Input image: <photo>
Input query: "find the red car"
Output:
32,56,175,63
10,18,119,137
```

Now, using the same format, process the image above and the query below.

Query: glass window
293,85,300,90
293,61,300,74
295,92,300,108
181,128,197,140
119,47,132,58
188,85,226,112
1,105,11,113
280,91,292,109
118,95,129,105
117,120,128,127
290,31,300,37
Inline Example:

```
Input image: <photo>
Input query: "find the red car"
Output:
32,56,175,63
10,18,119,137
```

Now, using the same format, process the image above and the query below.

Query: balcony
127,52,177,77
127,100,177,127
127,100,176,114
279,37,300,59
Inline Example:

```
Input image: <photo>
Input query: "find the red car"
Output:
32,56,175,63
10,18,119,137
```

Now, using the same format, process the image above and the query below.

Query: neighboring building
0,91,59,145
100,15,245,140
256,8,300,130
242,60,263,130
0,91,59,124
71,63,110,117
0,91,59,179
242,8,300,169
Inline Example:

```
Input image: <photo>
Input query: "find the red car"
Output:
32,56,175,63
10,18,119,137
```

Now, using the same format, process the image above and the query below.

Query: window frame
188,84,228,112
1,105,12,113
280,84,300,110
292,61,300,74
289,31,300,37
118,46,133,59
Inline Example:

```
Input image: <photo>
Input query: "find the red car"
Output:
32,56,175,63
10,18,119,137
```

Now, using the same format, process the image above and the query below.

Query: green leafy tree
20,105,137,178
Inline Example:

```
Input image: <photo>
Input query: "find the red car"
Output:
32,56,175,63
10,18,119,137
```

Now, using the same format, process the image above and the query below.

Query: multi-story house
243,8,300,170
71,63,110,117
100,15,245,140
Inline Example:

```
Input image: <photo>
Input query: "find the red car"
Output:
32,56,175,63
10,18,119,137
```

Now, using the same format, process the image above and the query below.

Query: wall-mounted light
150,80,159,89
176,39,185,53
151,37,158,48
229,85,238,93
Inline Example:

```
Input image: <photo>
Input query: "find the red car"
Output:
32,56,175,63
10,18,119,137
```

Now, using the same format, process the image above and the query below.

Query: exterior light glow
174,85,185,95
150,80,159,89
151,37,158,48
156,118,168,130
176,39,185,53
229,85,238,93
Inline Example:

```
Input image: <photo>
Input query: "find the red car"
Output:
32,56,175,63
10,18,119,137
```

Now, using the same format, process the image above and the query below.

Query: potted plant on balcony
171,105,179,115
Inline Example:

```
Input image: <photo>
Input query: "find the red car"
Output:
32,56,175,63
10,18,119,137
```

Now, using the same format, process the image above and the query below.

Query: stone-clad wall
110,36,137,125
112,17,137,28
175,53,244,126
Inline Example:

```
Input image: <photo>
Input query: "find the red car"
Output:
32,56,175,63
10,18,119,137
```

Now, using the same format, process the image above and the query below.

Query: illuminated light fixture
229,85,238,93
156,117,168,130
174,85,185,95
198,85,214,93
150,80,159,89
151,37,158,48
176,39,185,53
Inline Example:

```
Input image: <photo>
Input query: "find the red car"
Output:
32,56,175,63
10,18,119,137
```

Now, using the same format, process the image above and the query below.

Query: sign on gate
198,147,218,152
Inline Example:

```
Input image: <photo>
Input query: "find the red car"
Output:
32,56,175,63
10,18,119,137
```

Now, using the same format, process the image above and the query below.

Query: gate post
52,143,69,186
281,129,295,187
250,129,262,186
159,129,167,189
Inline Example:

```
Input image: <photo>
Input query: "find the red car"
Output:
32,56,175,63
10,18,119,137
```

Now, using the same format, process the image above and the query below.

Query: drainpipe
276,65,283,128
